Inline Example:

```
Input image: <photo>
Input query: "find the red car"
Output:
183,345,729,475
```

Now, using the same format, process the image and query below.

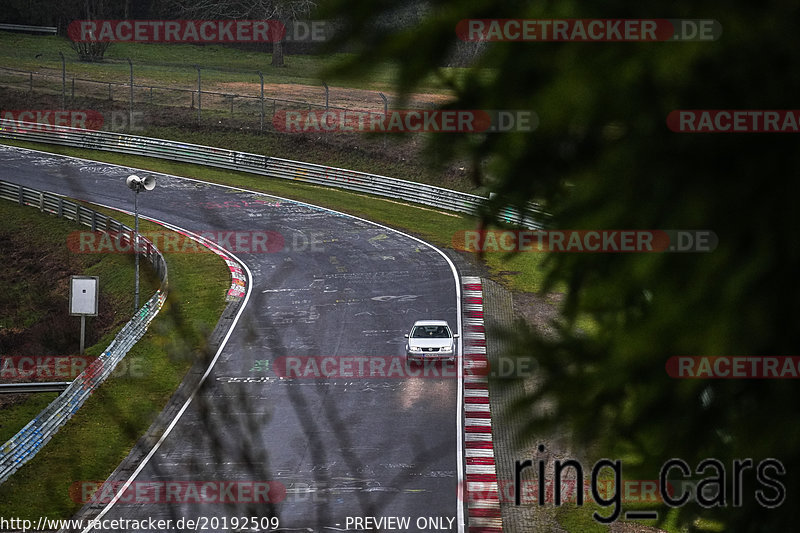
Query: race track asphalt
0,145,465,532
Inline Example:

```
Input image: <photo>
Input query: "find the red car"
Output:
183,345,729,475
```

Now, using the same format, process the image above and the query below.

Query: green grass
0,201,230,519
552,482,728,533
0,199,159,442
0,31,457,93
0,393,58,444
555,502,611,533
0,137,552,299
136,126,482,194
481,248,553,293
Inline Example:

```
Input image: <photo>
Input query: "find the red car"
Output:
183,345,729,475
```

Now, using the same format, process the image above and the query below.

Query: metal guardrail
0,382,71,394
0,180,169,485
0,122,547,228
0,23,57,34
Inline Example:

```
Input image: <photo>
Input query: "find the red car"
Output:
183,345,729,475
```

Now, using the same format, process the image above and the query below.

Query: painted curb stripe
461,276,502,533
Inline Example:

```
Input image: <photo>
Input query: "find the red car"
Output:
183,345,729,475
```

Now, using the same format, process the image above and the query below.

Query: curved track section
0,145,465,532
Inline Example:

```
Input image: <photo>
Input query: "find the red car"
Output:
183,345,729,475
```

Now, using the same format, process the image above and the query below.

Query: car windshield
411,325,450,338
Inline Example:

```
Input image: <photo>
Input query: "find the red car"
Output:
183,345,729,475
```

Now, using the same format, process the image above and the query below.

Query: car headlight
409,346,423,352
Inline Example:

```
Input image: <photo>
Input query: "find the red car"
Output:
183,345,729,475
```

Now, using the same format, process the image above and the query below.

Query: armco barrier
0,122,547,228
0,180,168,485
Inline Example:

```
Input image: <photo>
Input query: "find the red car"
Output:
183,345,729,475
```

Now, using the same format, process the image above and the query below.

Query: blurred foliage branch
317,1,800,531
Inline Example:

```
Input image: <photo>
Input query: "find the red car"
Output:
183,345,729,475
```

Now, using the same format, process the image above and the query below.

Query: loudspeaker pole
134,188,140,310
126,174,156,313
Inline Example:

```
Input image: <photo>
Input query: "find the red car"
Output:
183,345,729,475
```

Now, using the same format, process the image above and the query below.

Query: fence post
58,51,65,109
195,65,201,126
323,81,329,110
379,92,388,148
127,58,134,132
71,77,75,100
29,72,33,95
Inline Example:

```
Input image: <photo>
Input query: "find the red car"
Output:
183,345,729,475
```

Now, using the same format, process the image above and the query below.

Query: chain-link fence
0,57,404,132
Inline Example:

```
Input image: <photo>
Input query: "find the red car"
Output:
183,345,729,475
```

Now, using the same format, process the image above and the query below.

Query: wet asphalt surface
1,145,464,532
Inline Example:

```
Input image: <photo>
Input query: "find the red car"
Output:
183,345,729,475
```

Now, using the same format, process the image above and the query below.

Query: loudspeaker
126,174,156,191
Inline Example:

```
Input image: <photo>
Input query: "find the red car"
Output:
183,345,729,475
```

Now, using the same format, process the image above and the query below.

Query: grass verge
0,31,456,94
0,200,230,519
0,138,550,297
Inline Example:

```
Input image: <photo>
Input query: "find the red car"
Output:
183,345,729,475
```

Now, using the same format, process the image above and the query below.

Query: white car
404,320,459,363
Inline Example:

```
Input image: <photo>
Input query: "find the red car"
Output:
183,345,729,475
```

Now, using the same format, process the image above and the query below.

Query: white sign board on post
70,276,98,315
70,276,98,354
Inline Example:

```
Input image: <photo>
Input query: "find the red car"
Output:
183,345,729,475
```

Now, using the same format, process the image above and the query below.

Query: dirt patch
216,80,453,110
0,207,131,411
0,83,477,192
512,290,564,339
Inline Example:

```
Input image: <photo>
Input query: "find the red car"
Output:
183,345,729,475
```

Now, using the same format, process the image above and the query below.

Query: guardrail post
323,81,329,110
258,71,264,131
57,197,63,218
39,192,44,212
108,82,112,101
29,72,33,95
91,210,97,231
71,77,75,100
18,187,23,206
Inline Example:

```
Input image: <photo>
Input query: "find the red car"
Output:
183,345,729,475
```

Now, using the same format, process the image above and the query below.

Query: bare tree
69,0,113,61
166,0,317,67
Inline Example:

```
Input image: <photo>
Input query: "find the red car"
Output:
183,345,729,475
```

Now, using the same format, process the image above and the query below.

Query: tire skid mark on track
0,145,466,533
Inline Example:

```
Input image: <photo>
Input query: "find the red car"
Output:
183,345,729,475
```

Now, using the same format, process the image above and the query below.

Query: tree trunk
272,39,285,67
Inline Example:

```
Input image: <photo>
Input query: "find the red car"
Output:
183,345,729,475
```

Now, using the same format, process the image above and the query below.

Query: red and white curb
462,276,502,533
148,223,247,301
222,255,246,300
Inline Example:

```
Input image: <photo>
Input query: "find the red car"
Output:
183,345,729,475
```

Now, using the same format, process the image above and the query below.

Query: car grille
422,347,440,352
